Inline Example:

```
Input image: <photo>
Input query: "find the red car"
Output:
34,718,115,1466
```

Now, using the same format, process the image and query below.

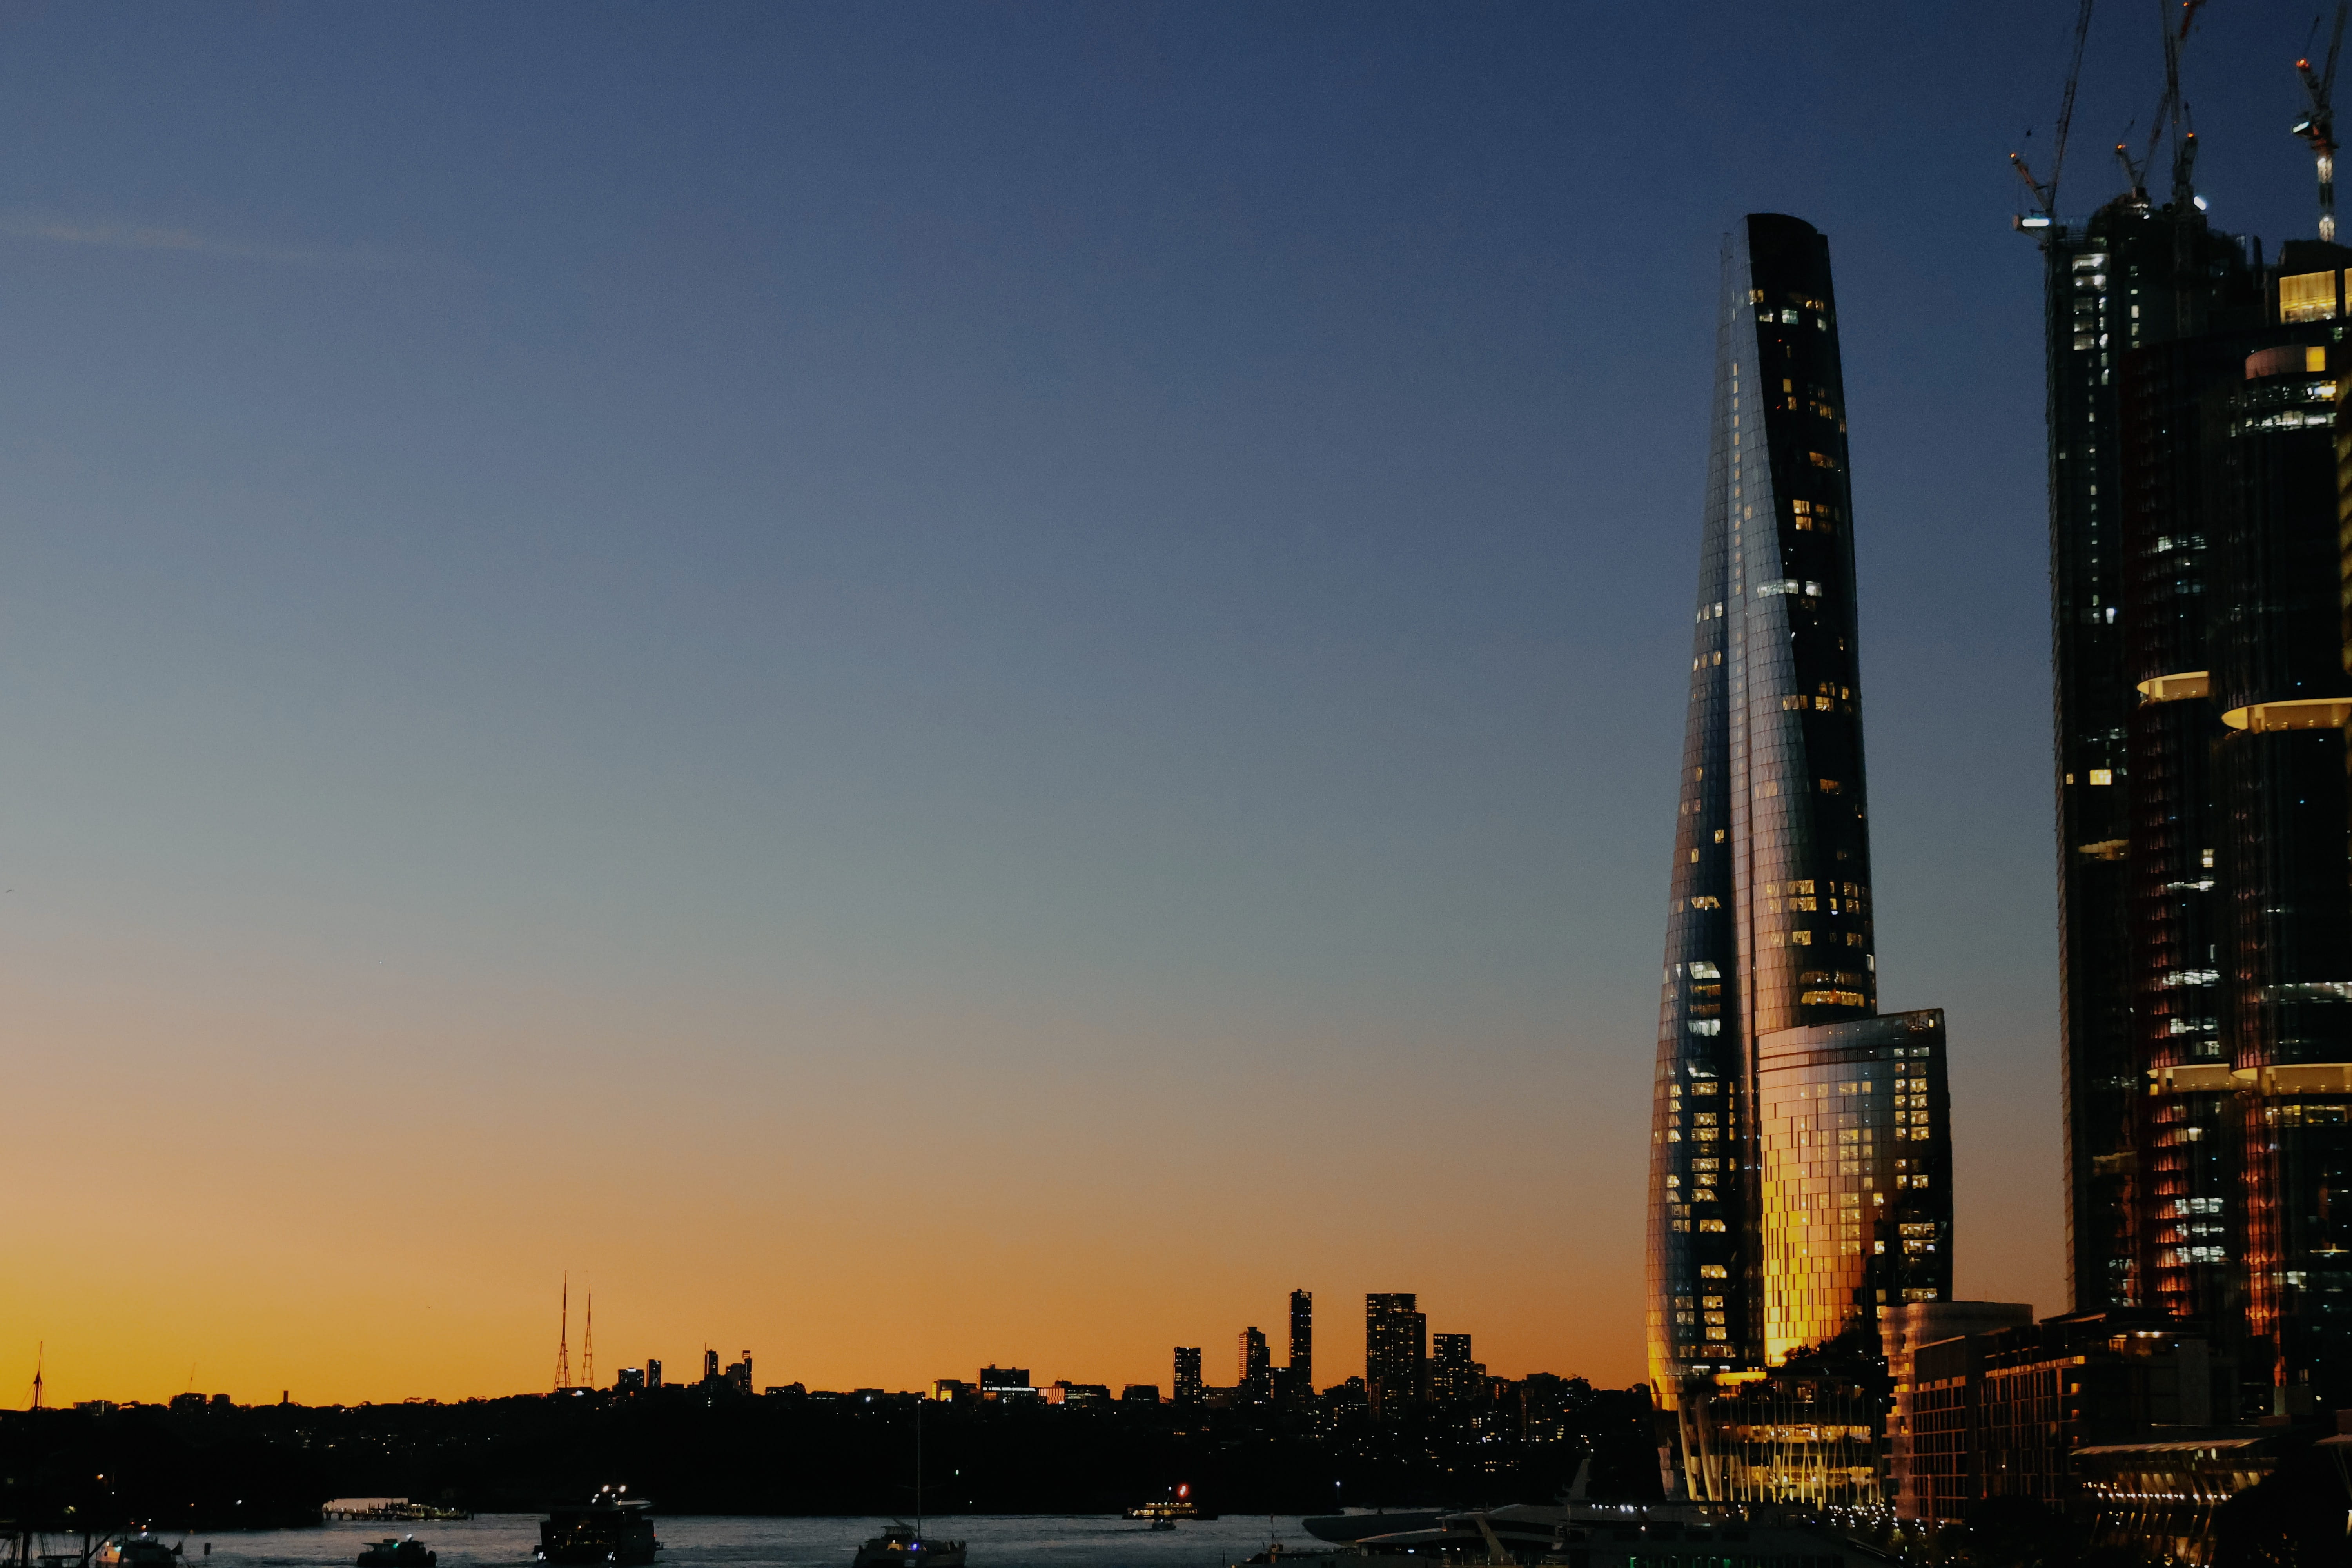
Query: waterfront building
1289,1289,1313,1387
615,1367,646,1394
1172,1347,1203,1404
1886,1310,2223,1532
1878,1299,2032,1523
646,1358,662,1390
725,1354,753,1395
1365,1293,1426,1417
1646,213,1955,1496
1119,1383,1161,1403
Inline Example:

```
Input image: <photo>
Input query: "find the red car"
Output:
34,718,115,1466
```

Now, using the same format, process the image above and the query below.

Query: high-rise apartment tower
1288,1289,1313,1388
1171,1346,1203,1404
1364,1293,1426,1417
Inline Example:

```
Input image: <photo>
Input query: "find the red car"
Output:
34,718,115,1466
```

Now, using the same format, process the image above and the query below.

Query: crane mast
2296,2,2350,241
2013,0,2098,229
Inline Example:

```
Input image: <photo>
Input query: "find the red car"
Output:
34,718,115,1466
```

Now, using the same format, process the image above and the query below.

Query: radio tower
582,1287,594,1390
29,1343,42,1412
555,1273,571,1392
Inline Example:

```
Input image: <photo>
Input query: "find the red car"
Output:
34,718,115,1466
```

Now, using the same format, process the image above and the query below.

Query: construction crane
2295,2,2350,241
2114,0,2208,206
2165,0,2203,204
2013,0,2098,229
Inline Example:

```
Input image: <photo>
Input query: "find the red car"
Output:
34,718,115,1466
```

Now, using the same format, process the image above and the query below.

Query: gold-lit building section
2276,269,2343,323
1756,1010,1952,1367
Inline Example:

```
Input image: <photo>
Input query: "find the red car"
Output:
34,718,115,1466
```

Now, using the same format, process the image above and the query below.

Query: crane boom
2013,0,2097,229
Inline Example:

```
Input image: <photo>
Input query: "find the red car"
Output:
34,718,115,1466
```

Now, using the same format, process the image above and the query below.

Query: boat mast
913,1400,923,1541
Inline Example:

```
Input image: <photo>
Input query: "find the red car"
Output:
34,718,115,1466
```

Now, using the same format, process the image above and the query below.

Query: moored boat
357,1539,436,1568
850,1523,965,1568
92,1537,178,1568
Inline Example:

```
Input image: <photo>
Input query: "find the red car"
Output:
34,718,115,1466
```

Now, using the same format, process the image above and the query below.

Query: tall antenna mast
555,1273,571,1392
30,1343,42,1412
582,1287,594,1390
2297,3,2350,241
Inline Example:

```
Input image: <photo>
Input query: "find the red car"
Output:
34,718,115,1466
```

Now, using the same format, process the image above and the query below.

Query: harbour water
186,1515,1318,1568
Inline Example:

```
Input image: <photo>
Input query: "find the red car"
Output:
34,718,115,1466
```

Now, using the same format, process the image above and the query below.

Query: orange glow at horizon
1,920,2060,1408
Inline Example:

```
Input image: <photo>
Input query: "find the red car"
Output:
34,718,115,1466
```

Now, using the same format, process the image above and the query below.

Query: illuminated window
1700,1265,1726,1279
1690,895,1721,909
2279,270,2339,322
1698,1220,1726,1232
2088,769,2113,786
1818,778,1842,794
1791,931,1813,946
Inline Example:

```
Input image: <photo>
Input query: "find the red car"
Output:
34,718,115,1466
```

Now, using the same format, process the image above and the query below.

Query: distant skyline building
1365,1292,1426,1417
1237,1326,1270,1401
1646,214,1954,1486
1171,1346,1202,1404
1288,1289,1312,1388
1429,1332,1482,1405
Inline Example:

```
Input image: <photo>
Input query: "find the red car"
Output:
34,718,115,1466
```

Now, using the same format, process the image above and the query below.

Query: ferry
535,1487,659,1566
92,1538,178,1568
1123,1484,1218,1522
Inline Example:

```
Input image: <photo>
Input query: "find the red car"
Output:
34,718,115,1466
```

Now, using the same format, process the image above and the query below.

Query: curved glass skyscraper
1648,216,1953,1474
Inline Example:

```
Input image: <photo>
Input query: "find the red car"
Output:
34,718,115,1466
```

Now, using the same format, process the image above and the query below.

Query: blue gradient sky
0,2,2325,1401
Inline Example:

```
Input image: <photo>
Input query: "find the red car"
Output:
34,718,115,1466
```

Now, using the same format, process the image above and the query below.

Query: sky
0,0,2332,1406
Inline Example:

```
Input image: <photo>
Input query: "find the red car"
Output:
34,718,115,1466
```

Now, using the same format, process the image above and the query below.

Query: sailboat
850,1403,965,1568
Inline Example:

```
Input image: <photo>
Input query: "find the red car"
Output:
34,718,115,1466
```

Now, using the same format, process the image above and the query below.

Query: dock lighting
2017,214,2054,230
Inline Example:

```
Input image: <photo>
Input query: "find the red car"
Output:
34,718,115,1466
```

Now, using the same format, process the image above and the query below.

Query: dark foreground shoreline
0,1382,1661,1530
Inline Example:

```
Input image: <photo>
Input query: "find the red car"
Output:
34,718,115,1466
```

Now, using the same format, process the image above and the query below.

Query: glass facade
1756,1009,1953,1365
1649,217,1947,1495
2042,199,2264,1318
2213,334,2352,1409
2038,192,2352,1415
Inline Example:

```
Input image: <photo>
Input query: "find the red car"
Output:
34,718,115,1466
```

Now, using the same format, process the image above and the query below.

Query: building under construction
2024,0,2352,1444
